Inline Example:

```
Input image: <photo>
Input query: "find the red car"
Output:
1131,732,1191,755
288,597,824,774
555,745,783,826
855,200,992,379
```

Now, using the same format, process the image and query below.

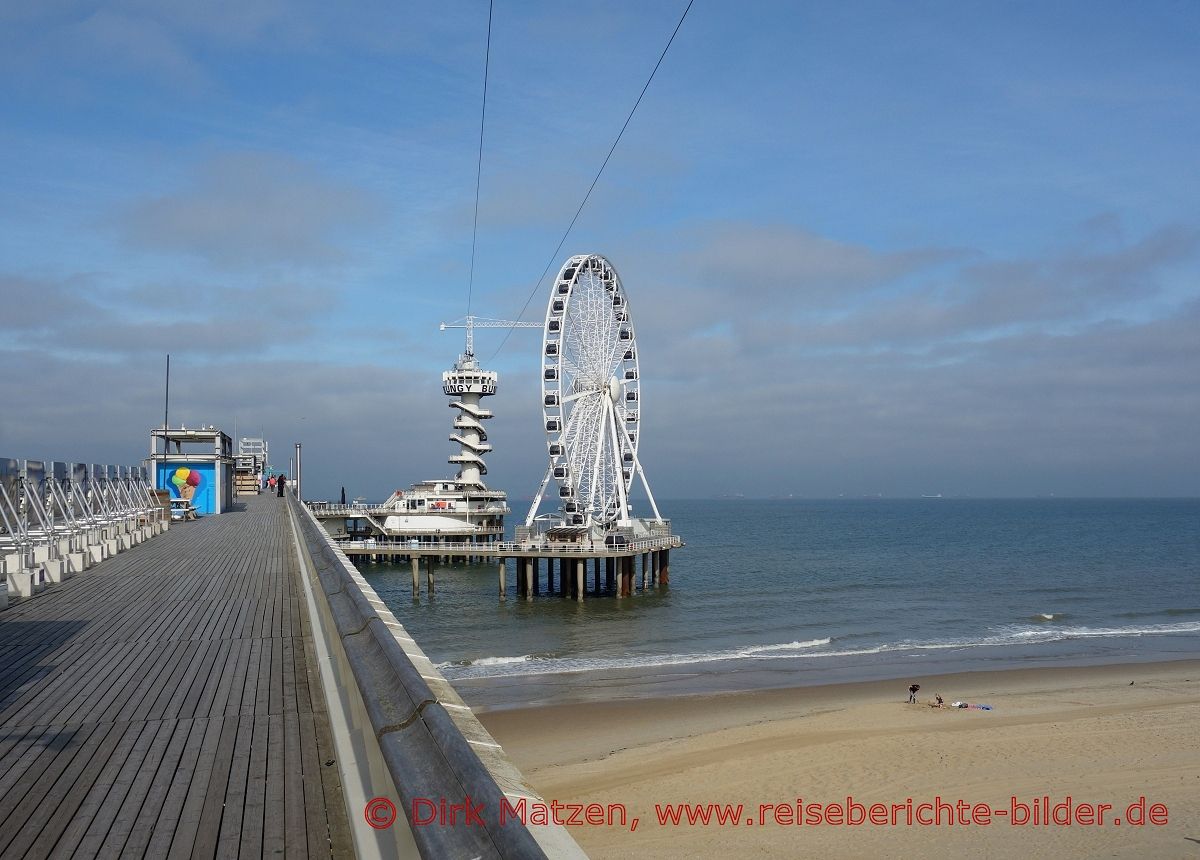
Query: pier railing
286,494,586,859
338,534,683,555
309,502,511,518
1,458,165,607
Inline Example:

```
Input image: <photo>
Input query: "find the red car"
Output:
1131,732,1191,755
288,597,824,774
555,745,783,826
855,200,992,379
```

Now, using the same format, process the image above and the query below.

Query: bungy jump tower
307,322,534,549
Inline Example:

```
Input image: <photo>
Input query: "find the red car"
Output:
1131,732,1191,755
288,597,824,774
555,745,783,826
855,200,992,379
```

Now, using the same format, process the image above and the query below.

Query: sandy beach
479,660,1200,858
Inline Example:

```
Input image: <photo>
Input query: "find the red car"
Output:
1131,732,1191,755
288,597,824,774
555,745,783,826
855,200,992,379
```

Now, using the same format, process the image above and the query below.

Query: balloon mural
170,467,203,501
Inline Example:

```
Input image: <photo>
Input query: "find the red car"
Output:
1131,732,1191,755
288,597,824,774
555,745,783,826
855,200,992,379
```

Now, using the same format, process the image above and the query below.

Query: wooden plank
148,717,222,859
213,714,254,857
182,716,239,860
120,717,194,857
95,716,180,858
76,718,172,858
0,723,102,850
268,713,293,858
299,712,332,859
0,495,350,855
238,714,271,857
49,721,145,857
21,721,126,858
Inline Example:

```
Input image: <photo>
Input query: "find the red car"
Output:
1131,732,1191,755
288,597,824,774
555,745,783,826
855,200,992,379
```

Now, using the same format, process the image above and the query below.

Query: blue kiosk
149,427,235,516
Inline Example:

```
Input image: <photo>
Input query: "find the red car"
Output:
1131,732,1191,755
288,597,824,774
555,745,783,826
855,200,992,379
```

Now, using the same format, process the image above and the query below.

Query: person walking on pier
277,473,287,497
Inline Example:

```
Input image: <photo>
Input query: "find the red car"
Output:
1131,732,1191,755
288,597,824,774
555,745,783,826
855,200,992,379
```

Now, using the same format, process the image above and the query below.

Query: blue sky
1,1,1197,499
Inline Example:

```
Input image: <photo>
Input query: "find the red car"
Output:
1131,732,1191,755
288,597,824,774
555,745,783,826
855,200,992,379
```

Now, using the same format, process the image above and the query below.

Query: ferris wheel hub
608,376,621,404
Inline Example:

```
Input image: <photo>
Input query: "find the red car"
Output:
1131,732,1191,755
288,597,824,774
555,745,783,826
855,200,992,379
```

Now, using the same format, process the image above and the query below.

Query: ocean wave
469,655,535,667
439,638,836,679
743,638,833,653
437,620,1200,681
1029,613,1067,622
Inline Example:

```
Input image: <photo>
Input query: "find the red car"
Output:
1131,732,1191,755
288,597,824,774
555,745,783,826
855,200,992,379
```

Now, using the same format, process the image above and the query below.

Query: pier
0,492,585,858
0,494,349,856
333,534,681,601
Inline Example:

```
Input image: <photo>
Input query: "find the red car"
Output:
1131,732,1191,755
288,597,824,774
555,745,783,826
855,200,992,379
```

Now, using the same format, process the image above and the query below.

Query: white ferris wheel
525,254,662,529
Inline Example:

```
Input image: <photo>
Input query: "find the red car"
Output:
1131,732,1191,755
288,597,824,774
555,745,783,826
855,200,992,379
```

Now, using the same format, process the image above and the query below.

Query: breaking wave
436,621,1200,681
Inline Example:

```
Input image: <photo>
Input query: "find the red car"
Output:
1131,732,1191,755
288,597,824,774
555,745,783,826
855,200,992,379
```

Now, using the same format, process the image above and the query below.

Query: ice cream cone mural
171,467,203,500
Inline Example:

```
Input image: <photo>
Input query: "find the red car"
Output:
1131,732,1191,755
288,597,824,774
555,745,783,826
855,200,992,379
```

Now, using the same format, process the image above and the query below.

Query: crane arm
440,315,543,356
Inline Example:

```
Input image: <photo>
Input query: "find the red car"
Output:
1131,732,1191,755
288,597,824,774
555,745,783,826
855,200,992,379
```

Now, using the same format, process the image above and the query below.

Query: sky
1,0,1197,501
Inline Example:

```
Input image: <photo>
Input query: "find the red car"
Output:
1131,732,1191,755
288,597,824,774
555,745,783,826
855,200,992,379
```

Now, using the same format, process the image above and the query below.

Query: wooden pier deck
0,494,352,858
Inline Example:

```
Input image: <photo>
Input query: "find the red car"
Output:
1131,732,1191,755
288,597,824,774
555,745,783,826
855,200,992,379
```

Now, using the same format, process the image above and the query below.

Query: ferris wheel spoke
562,388,597,404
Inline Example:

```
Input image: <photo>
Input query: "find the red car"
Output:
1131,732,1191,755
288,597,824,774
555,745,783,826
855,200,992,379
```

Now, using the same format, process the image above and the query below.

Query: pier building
150,426,236,516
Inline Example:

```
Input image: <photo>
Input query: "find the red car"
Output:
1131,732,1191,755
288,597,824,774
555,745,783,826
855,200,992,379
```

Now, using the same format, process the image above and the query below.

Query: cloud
585,220,1200,496
117,152,385,269
0,272,335,358
687,222,964,303
73,9,208,87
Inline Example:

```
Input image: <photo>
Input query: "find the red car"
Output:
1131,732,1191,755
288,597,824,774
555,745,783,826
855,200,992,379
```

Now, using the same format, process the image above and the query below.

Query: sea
356,499,1200,711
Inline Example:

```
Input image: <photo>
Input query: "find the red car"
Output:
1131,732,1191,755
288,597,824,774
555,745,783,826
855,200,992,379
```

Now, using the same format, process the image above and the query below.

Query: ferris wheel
525,254,662,529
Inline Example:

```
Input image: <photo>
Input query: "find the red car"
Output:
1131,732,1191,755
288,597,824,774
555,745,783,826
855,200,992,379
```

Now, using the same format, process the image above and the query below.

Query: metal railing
1,457,165,601
337,534,683,554
309,502,511,517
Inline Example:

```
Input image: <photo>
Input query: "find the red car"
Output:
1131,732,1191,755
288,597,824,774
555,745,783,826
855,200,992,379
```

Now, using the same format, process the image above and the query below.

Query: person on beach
908,683,920,703
277,473,287,497
933,694,944,708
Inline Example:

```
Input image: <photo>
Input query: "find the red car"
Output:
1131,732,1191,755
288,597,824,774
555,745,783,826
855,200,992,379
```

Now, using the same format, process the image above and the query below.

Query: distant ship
921,493,944,499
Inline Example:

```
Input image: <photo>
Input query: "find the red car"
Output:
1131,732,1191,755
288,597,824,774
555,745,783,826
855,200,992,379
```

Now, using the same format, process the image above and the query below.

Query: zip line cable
489,0,695,361
465,0,494,330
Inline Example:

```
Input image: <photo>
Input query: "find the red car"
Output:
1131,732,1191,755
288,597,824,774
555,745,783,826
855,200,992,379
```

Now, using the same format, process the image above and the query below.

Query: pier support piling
411,557,420,598
575,559,585,603
498,559,506,600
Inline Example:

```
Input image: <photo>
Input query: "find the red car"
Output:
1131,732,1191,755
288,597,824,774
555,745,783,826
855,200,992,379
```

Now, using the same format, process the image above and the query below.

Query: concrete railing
286,494,587,860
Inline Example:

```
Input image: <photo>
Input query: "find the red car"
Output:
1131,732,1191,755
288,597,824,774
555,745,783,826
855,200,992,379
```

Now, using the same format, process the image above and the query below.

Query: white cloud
117,152,386,270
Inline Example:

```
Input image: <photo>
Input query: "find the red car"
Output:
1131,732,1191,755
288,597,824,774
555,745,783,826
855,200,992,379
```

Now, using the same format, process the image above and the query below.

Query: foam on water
437,621,1200,680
